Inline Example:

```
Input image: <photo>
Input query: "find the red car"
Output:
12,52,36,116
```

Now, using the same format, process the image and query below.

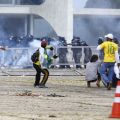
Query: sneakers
107,82,112,90
39,85,48,88
34,84,48,88
34,85,40,88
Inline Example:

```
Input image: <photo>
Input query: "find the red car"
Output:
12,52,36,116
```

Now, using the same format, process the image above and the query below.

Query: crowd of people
71,36,92,68
0,35,34,48
85,33,120,90
0,35,92,68
1,33,120,90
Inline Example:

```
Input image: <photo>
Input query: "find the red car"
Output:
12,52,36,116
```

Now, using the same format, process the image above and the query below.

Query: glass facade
74,0,120,9
33,16,57,38
0,14,56,39
74,15,120,46
0,15,25,39
85,0,120,9
74,0,120,46
0,0,12,4
0,0,45,5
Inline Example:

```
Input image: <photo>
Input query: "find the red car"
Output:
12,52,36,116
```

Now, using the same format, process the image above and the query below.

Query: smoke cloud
74,0,120,45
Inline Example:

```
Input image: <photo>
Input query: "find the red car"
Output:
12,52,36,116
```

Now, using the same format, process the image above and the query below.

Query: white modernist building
0,0,73,43
0,0,120,43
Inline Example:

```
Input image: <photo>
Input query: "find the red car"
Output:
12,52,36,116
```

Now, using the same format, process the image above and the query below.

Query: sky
74,0,88,10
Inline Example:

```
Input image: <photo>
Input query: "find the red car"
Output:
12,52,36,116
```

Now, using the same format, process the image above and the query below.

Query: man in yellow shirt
97,33,119,90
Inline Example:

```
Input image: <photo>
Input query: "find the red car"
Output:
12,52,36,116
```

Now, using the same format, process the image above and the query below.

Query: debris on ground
47,93,66,97
16,90,40,97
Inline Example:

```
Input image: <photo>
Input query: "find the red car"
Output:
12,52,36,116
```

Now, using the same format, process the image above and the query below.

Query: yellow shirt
100,41,118,62
34,61,40,65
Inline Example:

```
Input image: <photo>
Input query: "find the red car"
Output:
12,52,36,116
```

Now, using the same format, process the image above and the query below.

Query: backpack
31,49,39,63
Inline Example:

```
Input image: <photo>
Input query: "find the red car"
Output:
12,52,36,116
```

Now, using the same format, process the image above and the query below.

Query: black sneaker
39,85,48,88
34,85,40,88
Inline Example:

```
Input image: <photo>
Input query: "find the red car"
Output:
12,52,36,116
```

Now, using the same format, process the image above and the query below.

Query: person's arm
114,63,119,78
97,42,104,51
97,42,105,50
115,45,119,63
115,51,119,63
96,45,102,50
45,45,54,50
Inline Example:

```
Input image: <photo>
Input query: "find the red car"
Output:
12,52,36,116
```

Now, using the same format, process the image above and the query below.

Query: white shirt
114,63,120,79
39,47,45,65
85,61,100,81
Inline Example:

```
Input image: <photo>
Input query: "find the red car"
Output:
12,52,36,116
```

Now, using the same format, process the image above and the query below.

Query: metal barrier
0,46,99,76
0,48,32,68
55,46,98,68
0,46,98,68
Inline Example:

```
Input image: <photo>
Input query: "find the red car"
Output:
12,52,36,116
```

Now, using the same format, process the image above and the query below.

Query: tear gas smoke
29,39,41,48
74,0,120,45
0,38,60,68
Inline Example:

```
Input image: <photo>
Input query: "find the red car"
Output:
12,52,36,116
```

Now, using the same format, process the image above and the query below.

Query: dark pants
112,73,118,88
33,63,49,86
73,51,82,68
59,54,71,68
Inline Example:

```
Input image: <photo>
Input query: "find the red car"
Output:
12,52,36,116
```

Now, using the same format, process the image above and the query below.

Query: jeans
100,62,115,84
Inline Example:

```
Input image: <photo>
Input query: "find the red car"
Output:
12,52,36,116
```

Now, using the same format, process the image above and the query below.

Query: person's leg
59,55,65,68
87,81,91,87
87,80,97,87
64,56,70,68
73,53,78,68
108,63,115,83
40,68,49,86
97,72,101,81
100,62,109,86
77,52,82,68
107,63,115,90
62,54,67,68
33,64,41,86
112,73,118,88
96,71,101,87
